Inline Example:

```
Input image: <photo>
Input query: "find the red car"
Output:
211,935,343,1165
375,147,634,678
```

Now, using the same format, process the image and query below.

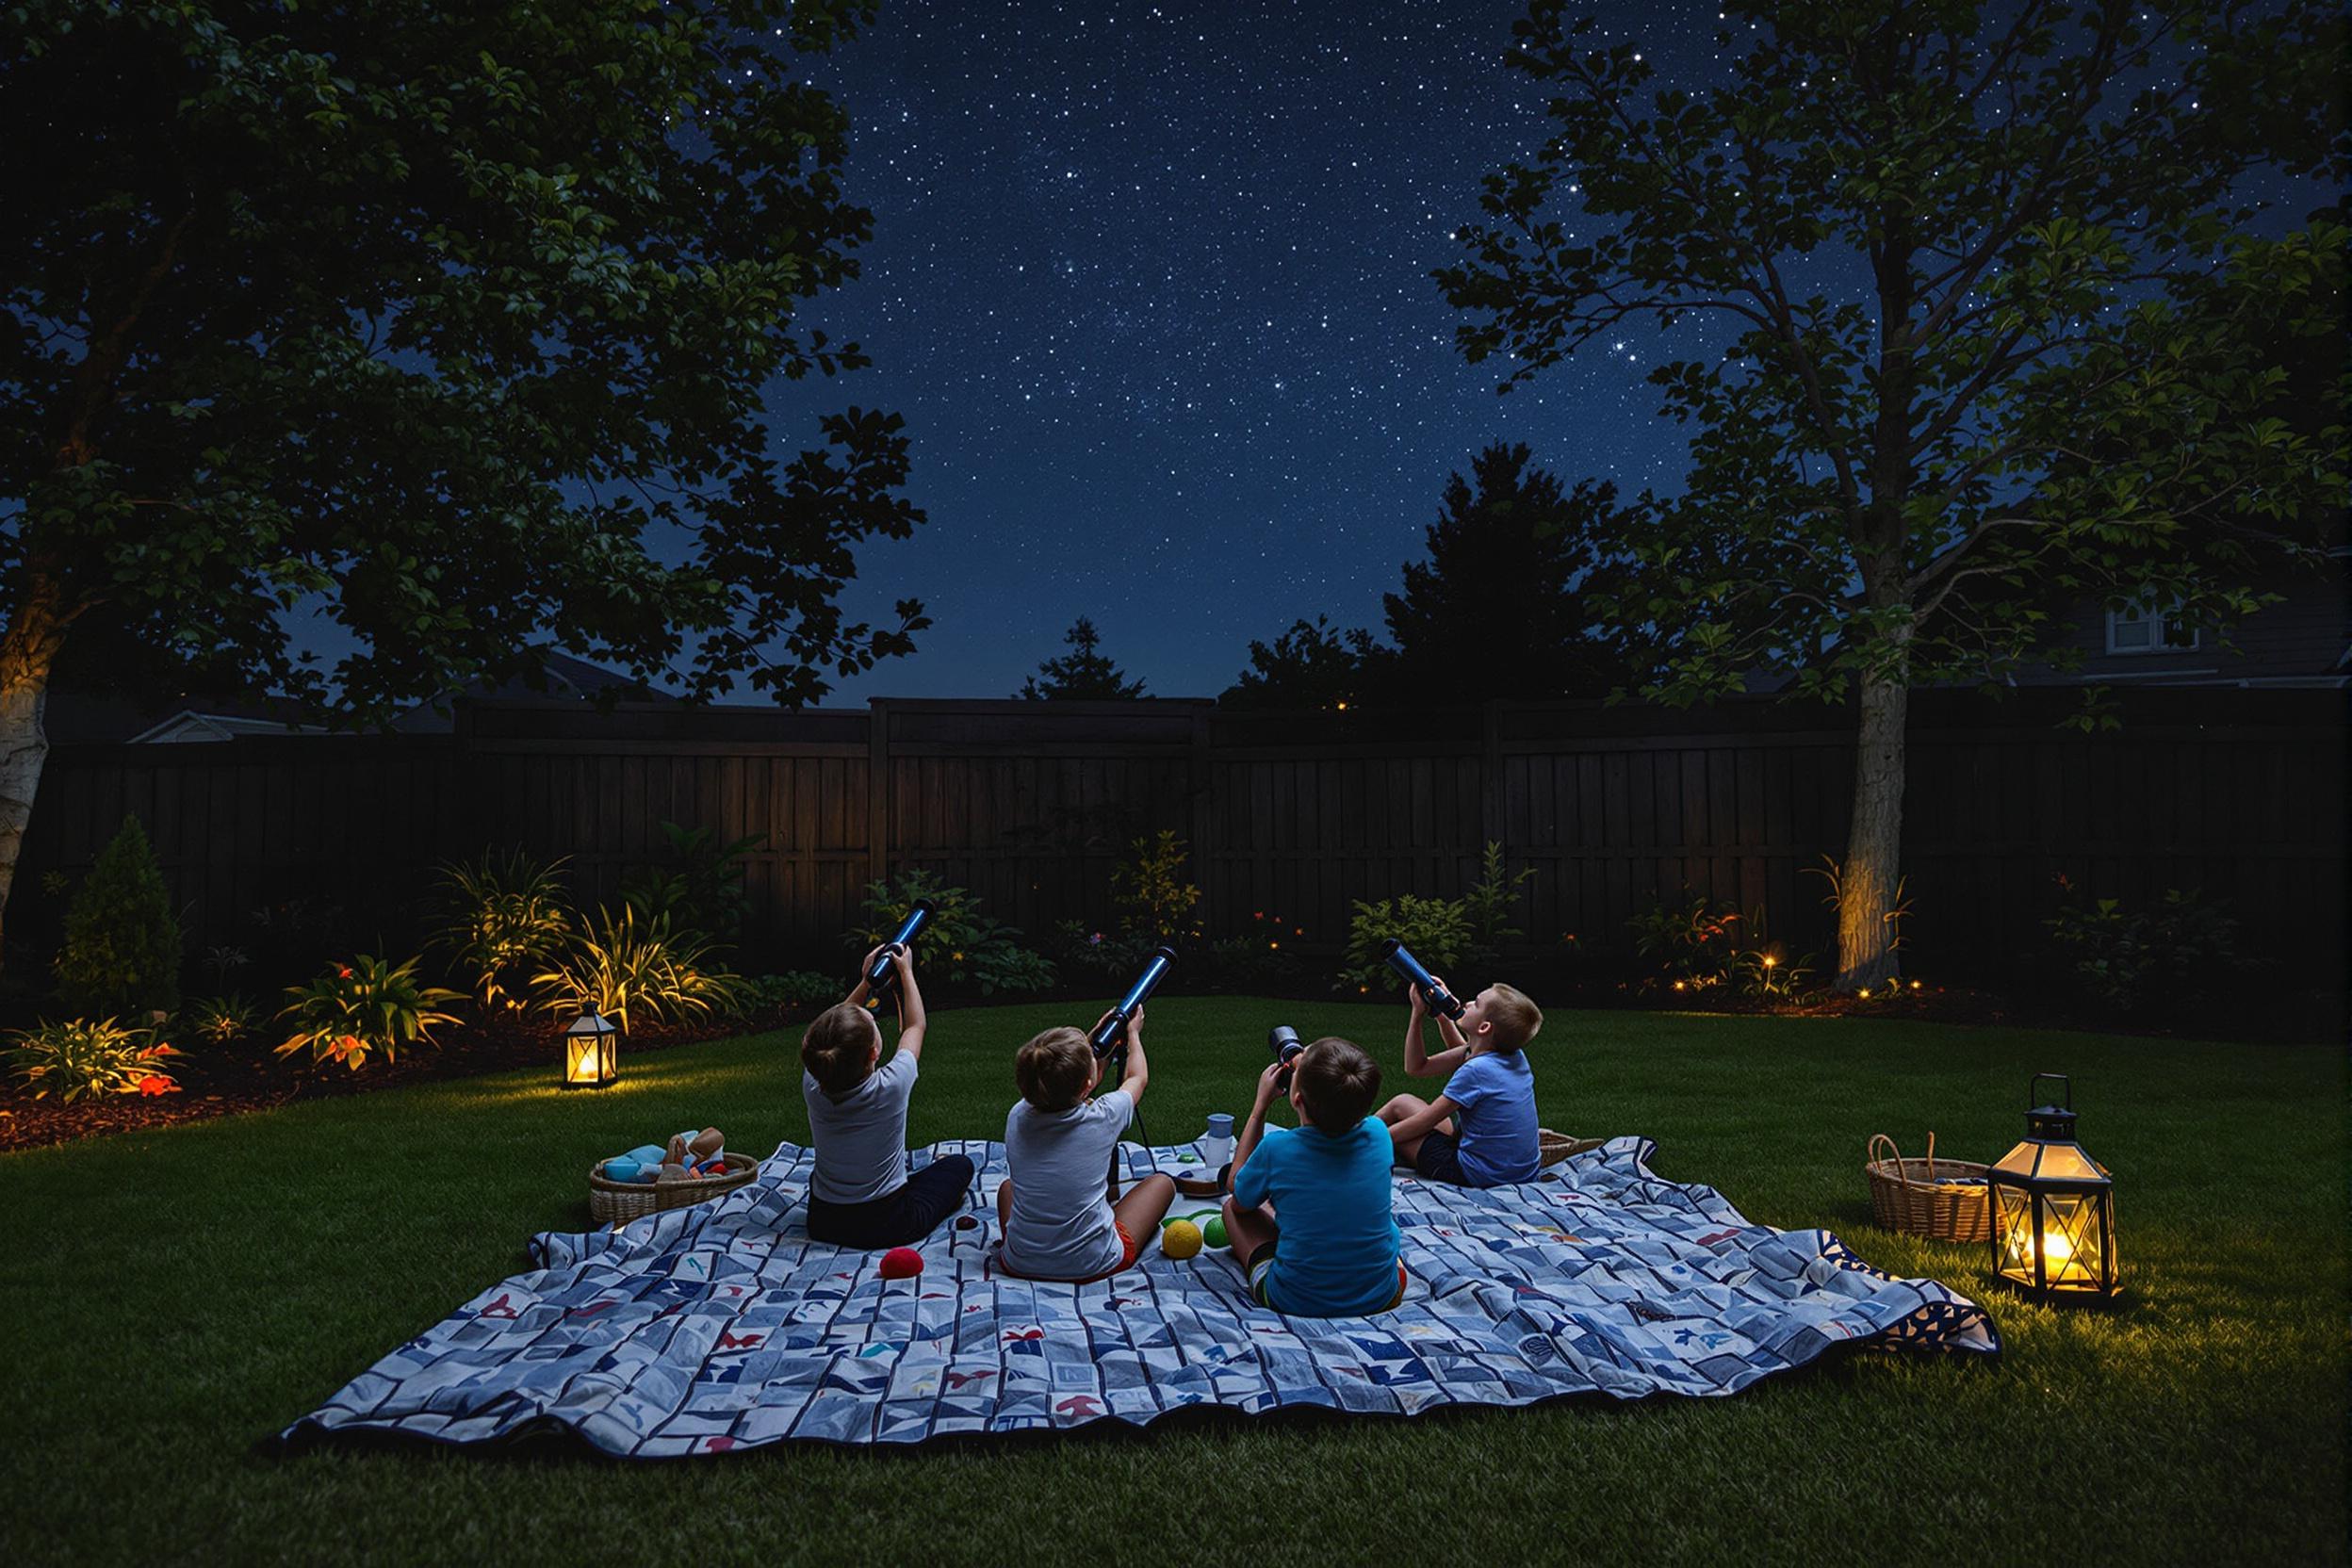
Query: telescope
1380,938,1466,1020
1089,945,1178,1056
1267,1023,1306,1093
863,900,936,995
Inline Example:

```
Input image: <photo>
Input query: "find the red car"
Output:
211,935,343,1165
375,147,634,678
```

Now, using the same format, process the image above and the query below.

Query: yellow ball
1160,1219,1203,1260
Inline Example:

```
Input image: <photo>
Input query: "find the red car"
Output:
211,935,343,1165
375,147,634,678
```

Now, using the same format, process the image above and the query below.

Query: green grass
4,997,2344,1567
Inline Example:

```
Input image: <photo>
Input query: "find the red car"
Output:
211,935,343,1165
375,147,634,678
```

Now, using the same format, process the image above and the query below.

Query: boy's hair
801,1003,881,1095
1483,983,1544,1052
1015,1026,1096,1113
1294,1036,1380,1134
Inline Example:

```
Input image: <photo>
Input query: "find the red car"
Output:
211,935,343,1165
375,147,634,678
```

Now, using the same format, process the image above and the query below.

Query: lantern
562,1011,619,1089
1987,1073,2118,1300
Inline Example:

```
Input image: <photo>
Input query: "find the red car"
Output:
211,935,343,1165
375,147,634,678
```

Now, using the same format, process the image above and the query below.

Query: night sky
772,1,1757,704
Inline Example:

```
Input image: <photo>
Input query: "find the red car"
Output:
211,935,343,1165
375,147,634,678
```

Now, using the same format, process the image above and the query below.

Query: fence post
867,699,890,890
1189,702,1214,929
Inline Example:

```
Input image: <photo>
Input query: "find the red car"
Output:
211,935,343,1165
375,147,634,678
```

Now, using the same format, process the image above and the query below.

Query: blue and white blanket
283,1136,1997,1456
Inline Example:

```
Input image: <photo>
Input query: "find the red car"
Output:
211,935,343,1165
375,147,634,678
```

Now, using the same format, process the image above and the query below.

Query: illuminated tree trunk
0,582,69,977
1836,666,1908,991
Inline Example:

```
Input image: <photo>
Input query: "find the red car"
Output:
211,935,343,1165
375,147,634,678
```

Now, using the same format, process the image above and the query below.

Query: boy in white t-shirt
995,1006,1176,1281
798,942,974,1248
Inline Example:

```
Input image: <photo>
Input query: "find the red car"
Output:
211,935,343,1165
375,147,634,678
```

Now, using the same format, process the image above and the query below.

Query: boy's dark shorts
1412,1129,1469,1185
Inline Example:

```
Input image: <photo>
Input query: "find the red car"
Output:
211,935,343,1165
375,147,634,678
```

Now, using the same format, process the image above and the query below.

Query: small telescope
1380,938,1465,1020
1268,1023,1306,1093
864,900,936,995
1089,945,1177,1056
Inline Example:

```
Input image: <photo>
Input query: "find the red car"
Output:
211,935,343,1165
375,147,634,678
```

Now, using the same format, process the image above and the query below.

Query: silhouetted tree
1019,617,1147,700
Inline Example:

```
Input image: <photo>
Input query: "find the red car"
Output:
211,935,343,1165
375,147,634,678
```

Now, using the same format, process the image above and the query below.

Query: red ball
877,1247,924,1280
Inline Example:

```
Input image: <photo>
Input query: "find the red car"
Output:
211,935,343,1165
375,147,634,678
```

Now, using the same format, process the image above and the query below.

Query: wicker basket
1865,1133,1991,1243
589,1152,760,1227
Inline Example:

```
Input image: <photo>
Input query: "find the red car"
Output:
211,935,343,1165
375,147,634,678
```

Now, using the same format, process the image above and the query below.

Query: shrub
1626,894,1743,993
2045,886,2242,1015
620,821,764,949
6,1018,182,1102
1109,829,1201,939
433,848,574,1010
1460,841,1536,969
184,993,259,1047
532,906,743,1034
1339,893,1471,994
1206,911,1310,989
1053,921,1161,982
849,870,1055,995
276,955,464,1071
53,815,182,1021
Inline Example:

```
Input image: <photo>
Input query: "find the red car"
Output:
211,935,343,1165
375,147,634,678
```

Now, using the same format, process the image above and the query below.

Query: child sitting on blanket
797,942,974,1248
995,1006,1176,1281
1222,1037,1404,1316
1373,977,1544,1187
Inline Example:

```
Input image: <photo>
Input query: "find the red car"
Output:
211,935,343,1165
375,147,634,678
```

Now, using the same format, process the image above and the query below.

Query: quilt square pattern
282,1136,1997,1456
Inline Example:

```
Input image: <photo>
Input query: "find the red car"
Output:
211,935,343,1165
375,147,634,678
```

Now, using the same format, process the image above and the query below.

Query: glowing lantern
562,1011,619,1089
1987,1073,2117,1300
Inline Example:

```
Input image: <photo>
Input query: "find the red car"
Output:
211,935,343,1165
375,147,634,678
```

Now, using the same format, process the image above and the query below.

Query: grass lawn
4,997,2343,1567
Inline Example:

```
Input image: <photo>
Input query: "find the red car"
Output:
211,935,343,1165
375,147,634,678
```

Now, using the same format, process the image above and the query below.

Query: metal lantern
1987,1073,2118,1300
562,1011,619,1089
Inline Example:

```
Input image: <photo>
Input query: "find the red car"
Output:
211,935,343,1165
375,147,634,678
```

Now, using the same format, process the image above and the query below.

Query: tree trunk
0,596,67,977
1836,668,1908,991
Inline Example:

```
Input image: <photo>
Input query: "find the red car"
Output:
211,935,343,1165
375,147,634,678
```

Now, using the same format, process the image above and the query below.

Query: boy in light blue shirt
1221,1037,1404,1316
1375,978,1544,1186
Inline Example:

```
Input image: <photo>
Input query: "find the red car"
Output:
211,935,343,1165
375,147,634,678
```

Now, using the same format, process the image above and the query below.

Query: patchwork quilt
281,1135,1998,1456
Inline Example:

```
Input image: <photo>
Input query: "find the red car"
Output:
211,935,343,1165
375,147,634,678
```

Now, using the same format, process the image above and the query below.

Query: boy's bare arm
1231,1060,1284,1177
1404,987,1467,1078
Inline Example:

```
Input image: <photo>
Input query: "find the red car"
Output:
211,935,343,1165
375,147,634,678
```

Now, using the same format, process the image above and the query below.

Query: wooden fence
17,689,2343,979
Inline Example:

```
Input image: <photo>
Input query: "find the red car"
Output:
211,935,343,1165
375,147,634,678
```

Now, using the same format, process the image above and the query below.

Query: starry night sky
774,1,1757,704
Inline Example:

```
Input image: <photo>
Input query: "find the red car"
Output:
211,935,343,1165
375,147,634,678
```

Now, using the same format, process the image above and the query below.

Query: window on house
2107,602,2198,654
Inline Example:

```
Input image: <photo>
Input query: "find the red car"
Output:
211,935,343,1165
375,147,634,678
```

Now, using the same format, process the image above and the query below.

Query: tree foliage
0,0,928,723
1018,617,1148,700
1437,0,2347,705
1222,443,1642,708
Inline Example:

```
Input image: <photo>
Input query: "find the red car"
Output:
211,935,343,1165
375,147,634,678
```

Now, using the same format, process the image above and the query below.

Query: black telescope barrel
1380,937,1466,1020
1089,945,1178,1054
865,900,937,991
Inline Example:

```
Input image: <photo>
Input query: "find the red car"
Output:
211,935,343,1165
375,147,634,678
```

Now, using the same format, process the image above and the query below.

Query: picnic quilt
281,1135,1998,1456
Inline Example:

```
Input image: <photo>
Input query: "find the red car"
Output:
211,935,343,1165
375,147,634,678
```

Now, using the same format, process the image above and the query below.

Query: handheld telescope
1268,1023,1306,1093
863,900,936,995
1089,945,1178,1056
1380,938,1466,1020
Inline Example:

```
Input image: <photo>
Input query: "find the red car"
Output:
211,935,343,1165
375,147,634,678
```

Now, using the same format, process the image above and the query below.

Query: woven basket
1539,1129,1609,1167
588,1152,759,1227
1865,1133,1991,1243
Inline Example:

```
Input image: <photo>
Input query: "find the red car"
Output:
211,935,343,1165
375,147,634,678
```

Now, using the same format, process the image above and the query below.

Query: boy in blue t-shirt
1221,1037,1404,1316
1375,977,1545,1186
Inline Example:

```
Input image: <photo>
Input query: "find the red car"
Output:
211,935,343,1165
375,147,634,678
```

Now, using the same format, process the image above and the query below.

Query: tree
1220,444,1644,709
1019,617,1148,701
0,0,928,966
1223,614,1386,710
1438,0,2346,988
53,814,181,1020
1380,442,1641,704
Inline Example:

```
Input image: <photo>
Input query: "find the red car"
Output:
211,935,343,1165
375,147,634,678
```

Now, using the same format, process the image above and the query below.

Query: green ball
1202,1217,1228,1250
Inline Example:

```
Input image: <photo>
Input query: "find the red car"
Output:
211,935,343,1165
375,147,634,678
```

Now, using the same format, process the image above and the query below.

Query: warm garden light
562,1011,619,1089
1987,1073,2118,1300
